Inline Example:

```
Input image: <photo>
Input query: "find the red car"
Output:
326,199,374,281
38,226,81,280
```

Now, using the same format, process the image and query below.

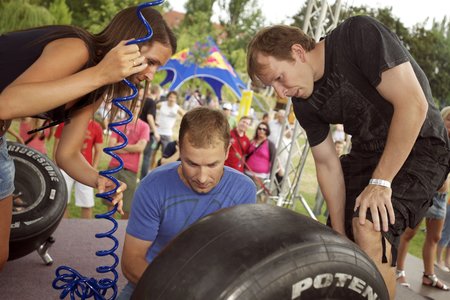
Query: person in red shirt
225,116,252,172
54,119,103,219
106,101,149,219
19,117,51,154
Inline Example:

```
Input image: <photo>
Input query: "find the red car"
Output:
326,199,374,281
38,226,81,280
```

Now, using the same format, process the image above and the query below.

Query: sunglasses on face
257,127,268,132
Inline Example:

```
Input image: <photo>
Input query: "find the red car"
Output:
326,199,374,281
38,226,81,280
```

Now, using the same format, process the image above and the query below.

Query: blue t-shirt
126,162,257,262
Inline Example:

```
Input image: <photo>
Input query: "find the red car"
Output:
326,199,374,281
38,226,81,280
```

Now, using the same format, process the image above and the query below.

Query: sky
167,0,449,28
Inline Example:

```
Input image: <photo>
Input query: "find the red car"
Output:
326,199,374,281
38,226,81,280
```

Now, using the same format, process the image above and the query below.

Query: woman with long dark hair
0,6,177,271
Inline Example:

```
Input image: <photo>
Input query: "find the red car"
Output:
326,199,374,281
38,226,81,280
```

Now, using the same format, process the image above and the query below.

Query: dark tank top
0,26,99,126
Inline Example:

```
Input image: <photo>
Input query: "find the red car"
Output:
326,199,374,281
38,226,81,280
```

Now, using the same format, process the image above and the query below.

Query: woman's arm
0,38,146,120
55,101,125,212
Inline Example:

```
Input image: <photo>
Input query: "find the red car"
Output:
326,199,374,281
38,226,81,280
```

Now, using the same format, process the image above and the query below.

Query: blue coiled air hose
52,1,165,299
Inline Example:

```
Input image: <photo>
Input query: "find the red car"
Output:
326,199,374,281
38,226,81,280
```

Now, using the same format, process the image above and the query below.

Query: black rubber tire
132,204,389,300
7,142,67,260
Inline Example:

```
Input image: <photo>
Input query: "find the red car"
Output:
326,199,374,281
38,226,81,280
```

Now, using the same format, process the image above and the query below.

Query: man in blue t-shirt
117,107,257,299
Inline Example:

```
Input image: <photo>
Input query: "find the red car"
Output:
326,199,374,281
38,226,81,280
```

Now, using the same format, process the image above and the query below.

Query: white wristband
369,178,391,188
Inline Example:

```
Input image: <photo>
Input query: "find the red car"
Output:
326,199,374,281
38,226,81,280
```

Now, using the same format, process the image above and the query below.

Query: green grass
6,120,426,257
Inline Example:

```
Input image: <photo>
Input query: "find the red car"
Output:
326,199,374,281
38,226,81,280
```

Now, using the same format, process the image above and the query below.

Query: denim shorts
0,136,15,199
424,192,447,220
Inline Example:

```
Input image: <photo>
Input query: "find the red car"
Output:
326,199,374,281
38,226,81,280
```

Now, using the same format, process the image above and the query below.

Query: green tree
0,0,55,33
408,22,450,107
176,10,217,50
217,0,264,75
182,0,216,26
49,0,72,25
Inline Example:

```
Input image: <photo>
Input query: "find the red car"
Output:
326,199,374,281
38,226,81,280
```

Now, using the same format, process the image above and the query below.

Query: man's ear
291,44,306,62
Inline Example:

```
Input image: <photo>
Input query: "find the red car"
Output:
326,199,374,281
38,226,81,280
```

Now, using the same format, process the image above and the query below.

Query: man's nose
144,65,158,81
197,168,208,184
273,83,285,98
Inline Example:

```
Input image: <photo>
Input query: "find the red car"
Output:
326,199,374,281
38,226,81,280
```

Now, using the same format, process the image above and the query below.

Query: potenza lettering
292,272,379,300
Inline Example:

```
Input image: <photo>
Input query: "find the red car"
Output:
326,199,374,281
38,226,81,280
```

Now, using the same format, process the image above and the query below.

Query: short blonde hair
247,25,315,86
179,107,230,151
441,106,450,119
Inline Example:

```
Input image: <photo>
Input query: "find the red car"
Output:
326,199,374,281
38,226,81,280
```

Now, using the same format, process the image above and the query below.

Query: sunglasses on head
257,127,268,131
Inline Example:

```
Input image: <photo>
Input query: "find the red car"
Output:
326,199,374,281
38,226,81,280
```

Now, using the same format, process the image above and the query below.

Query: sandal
396,269,410,288
435,262,450,272
422,273,449,291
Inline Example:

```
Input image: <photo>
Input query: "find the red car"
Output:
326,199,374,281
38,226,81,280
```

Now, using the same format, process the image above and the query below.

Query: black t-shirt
139,97,157,124
0,26,96,123
293,16,448,152
157,141,179,166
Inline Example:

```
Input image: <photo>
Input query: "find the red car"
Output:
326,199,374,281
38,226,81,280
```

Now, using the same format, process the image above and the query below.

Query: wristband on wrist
369,178,391,188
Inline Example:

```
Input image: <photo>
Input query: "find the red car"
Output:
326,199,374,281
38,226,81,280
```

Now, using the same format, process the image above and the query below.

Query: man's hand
354,184,395,232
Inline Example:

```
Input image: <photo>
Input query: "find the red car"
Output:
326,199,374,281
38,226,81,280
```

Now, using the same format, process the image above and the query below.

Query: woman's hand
96,40,148,85
96,175,127,215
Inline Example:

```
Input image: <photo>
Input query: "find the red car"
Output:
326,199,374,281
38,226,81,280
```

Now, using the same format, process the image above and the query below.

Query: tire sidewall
7,142,67,248
223,242,389,300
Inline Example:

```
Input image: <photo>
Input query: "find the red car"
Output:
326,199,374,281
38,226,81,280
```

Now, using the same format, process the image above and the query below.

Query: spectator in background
244,121,276,203
105,101,149,220
261,111,270,124
396,179,449,290
53,119,103,219
155,91,185,158
204,89,213,106
268,109,287,147
222,102,237,129
225,116,251,172
139,83,161,179
437,106,450,273
184,89,203,111
332,124,346,143
157,140,180,166
334,140,345,157
19,117,50,154
208,96,220,109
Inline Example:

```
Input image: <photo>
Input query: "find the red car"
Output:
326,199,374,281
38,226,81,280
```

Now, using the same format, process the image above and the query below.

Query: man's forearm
123,258,149,284
316,163,346,235
372,103,426,182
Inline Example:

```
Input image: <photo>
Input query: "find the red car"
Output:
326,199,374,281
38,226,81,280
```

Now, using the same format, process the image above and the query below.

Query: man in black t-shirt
247,16,450,298
139,84,161,179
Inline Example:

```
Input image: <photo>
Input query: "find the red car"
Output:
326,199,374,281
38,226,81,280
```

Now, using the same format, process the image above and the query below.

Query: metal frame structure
265,0,342,218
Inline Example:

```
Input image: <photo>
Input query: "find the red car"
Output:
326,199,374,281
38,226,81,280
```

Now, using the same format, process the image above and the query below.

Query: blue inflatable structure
159,37,247,100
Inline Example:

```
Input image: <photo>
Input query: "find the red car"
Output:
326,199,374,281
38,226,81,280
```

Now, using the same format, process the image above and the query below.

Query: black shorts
340,138,450,265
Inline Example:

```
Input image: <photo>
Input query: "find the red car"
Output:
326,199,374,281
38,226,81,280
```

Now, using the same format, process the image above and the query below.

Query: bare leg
444,247,450,268
446,247,450,267
422,218,447,289
0,195,13,271
352,218,396,300
396,224,420,285
436,244,445,266
80,207,92,219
